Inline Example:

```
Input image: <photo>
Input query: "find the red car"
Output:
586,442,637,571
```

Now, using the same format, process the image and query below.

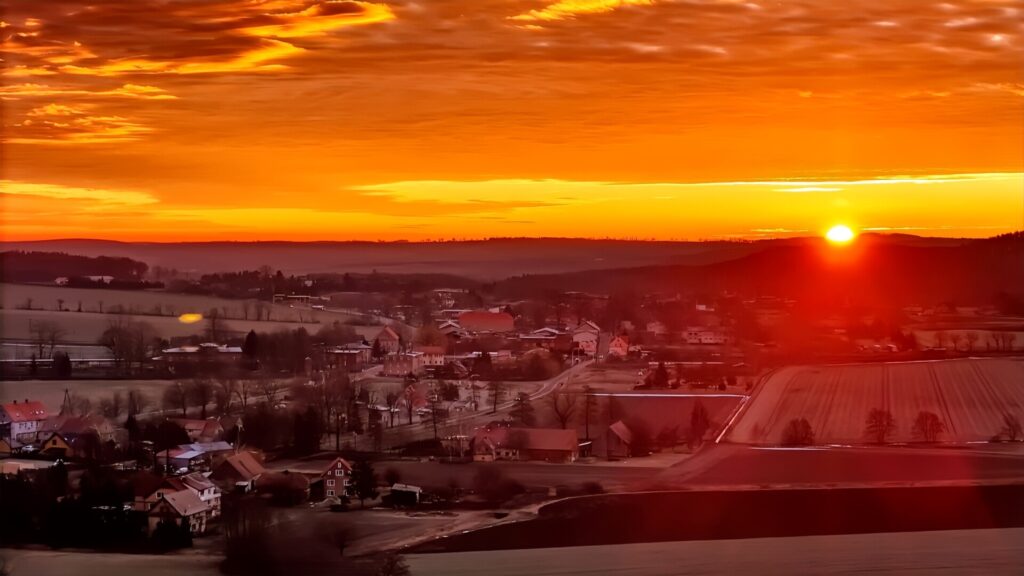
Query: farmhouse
0,400,49,446
317,457,353,499
473,426,579,463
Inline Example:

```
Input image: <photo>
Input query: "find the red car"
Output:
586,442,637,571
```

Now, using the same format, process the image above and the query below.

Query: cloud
0,82,177,100
0,180,158,207
5,103,153,144
511,0,656,22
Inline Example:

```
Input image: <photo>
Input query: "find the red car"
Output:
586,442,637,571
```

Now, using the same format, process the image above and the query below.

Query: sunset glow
1,0,1022,241
825,225,856,245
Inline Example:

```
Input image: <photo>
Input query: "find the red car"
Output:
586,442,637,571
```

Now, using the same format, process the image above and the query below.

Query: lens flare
178,312,203,324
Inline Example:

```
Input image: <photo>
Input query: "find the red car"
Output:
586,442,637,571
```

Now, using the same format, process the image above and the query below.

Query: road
406,528,1024,575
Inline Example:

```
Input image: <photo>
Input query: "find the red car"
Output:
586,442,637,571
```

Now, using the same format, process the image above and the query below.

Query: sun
825,224,856,244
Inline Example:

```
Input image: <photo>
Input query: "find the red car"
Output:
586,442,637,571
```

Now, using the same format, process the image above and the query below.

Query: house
374,326,402,354
39,432,73,458
179,441,235,464
520,328,572,351
0,400,48,445
210,451,264,493
412,345,445,366
573,321,602,356
319,457,353,499
607,336,629,359
37,414,121,445
170,418,224,442
327,342,373,371
382,351,424,377
148,489,210,536
473,426,579,463
166,472,222,518
457,310,514,334
155,447,209,472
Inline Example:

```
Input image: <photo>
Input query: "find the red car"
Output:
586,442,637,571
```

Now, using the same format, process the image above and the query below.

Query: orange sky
2,0,1022,241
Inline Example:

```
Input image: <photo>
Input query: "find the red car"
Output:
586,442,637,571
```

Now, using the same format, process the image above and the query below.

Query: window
327,490,335,497
327,479,335,487
336,469,344,476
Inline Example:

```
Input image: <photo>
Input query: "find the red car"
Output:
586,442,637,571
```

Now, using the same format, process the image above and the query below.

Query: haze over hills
0,235,978,281
494,233,1024,306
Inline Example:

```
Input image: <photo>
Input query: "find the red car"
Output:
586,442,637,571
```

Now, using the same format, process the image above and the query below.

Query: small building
607,336,629,359
210,451,265,493
473,426,579,463
166,472,223,518
148,489,210,536
389,483,423,507
327,342,372,371
374,326,402,354
573,321,601,356
170,418,224,442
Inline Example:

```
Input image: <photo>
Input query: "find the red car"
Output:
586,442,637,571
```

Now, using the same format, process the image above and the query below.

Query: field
0,308,382,344
0,379,174,414
726,358,1024,445
0,282,372,325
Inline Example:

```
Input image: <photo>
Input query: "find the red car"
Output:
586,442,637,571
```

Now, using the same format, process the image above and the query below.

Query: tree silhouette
865,408,897,444
1000,413,1022,442
351,459,379,507
782,418,815,446
912,411,946,442
509,392,536,427
689,400,710,448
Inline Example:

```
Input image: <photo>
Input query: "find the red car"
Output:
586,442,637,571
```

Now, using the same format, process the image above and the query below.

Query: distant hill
495,233,1024,306
0,235,976,281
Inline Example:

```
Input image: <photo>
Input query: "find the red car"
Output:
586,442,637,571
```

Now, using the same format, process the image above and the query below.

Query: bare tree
30,320,65,358
235,379,254,410
216,378,238,414
965,331,979,352
188,378,215,419
99,391,125,419
385,387,402,427
912,411,946,442
1001,413,1022,442
549,390,578,429
163,383,188,417
257,378,285,404
487,380,507,414
581,384,598,440
949,332,963,352
865,408,897,444
127,388,148,416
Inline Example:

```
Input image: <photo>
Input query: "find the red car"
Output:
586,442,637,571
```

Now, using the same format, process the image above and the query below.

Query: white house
573,321,601,356
1,400,49,446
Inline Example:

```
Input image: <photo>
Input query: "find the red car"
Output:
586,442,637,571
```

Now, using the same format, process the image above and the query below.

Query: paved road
406,528,1024,575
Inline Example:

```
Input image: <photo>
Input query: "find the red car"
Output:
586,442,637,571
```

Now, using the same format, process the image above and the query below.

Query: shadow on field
408,483,1024,553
